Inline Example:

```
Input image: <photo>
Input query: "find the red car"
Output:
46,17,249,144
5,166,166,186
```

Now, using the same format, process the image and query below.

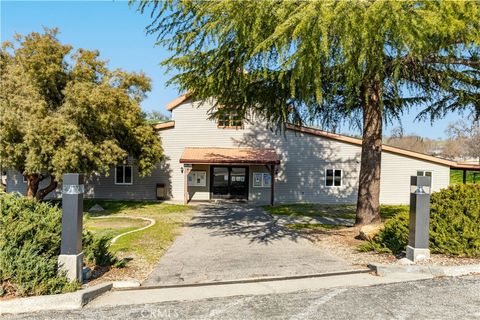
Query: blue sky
1,1,467,139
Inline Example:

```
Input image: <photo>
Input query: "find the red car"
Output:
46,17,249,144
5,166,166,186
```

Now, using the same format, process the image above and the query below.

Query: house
5,95,478,204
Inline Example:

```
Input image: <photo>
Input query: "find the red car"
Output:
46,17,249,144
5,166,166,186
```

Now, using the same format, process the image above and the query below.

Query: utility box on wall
156,183,166,200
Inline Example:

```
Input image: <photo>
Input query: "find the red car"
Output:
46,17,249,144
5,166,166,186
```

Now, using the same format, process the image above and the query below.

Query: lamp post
58,173,84,282
406,175,432,262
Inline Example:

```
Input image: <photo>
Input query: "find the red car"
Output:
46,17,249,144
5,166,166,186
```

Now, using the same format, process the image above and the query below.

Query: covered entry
179,147,280,204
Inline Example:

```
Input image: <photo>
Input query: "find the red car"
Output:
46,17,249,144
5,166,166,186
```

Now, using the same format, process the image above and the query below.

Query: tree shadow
187,203,320,244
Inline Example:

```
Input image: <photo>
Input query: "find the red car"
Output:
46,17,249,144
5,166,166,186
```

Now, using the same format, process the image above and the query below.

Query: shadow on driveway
142,203,356,286
187,203,318,244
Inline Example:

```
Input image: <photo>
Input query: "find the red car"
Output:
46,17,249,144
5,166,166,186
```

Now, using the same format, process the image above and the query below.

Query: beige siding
164,100,451,205
379,151,450,204
161,99,267,201
6,99,452,205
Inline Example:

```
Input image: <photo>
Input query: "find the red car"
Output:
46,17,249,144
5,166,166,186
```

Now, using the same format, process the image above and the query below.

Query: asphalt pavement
5,275,480,320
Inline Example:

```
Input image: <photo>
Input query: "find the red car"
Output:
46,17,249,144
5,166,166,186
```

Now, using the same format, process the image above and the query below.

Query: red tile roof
180,147,280,165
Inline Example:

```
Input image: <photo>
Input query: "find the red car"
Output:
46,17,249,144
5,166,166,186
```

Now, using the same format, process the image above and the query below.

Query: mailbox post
406,175,432,262
58,173,84,282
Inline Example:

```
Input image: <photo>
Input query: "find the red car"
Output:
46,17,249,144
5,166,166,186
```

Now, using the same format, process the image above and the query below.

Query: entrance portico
179,147,280,205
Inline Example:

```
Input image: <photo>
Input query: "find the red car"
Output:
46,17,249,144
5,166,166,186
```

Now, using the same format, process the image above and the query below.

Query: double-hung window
417,170,432,177
115,165,133,185
217,112,243,128
325,169,342,187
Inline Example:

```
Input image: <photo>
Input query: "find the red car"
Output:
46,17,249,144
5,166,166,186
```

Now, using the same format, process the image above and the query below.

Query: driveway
143,202,356,286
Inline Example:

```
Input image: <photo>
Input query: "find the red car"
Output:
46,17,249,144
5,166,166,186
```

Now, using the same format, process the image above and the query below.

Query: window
23,175,28,183
115,165,133,185
253,172,271,188
188,171,207,187
218,112,243,128
326,169,342,187
417,170,432,177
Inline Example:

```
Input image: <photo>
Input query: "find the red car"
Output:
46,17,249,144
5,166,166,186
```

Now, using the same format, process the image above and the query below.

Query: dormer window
217,112,243,128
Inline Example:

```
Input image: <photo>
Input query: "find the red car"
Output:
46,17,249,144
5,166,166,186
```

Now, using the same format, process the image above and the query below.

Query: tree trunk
35,175,58,201
26,174,41,198
355,80,383,226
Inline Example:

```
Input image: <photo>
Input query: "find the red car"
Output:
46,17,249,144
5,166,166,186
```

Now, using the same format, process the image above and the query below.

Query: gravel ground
310,226,480,267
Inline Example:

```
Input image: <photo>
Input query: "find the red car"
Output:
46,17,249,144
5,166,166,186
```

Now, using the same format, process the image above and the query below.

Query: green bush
0,193,119,297
83,231,124,267
361,184,480,257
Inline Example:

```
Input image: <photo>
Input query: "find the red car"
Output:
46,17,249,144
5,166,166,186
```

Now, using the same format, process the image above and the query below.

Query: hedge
359,184,480,257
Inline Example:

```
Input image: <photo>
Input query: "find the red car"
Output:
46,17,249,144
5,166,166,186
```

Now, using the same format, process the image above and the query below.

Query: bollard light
58,173,84,283
406,175,432,262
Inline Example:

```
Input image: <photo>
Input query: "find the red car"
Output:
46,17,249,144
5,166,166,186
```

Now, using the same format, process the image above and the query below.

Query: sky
1,1,469,139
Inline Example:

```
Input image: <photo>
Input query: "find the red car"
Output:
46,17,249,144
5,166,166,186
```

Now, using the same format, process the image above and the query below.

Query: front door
211,166,248,199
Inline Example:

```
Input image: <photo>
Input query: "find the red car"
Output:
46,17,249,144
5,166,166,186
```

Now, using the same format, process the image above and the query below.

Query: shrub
0,193,119,297
83,231,124,267
362,184,480,257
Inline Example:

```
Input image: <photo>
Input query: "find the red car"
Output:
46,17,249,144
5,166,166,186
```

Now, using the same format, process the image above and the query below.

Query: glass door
211,166,248,199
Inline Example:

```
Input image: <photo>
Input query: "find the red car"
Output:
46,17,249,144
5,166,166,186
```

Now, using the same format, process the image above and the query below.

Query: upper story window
326,169,342,187
115,165,133,185
417,170,432,177
217,112,243,128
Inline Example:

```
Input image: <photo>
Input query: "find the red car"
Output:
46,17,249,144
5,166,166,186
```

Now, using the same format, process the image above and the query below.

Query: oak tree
0,29,163,200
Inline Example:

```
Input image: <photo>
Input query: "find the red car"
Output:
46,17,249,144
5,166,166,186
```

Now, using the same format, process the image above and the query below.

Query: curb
132,269,372,291
0,282,112,315
368,263,480,277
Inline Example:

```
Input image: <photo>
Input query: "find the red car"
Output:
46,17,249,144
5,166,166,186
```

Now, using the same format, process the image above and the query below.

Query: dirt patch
306,227,480,268
87,252,155,286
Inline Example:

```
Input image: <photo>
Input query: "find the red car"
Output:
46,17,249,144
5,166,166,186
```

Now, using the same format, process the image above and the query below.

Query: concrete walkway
142,203,358,286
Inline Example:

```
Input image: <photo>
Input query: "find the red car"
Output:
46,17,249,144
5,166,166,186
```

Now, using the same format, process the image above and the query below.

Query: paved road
143,203,355,286
6,275,480,319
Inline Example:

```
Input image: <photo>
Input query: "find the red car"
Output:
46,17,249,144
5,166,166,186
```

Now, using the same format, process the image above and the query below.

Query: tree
385,128,438,155
0,29,163,200
137,0,480,224
144,110,170,123
444,119,480,161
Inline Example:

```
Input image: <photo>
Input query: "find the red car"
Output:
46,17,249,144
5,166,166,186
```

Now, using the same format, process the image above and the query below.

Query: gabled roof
286,124,479,170
161,95,479,170
153,121,175,130
180,147,280,165
166,94,191,111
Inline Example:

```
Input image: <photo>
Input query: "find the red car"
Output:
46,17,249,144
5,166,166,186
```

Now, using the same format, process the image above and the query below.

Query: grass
263,203,357,220
84,217,149,240
83,200,191,264
263,203,408,221
450,170,479,185
285,223,346,230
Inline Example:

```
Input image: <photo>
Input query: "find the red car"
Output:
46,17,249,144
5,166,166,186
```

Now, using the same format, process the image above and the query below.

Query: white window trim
325,169,343,187
417,170,433,177
253,172,271,188
115,165,133,185
22,175,28,183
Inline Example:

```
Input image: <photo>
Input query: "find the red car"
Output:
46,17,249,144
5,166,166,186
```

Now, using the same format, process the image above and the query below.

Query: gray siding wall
6,170,60,199
5,99,451,204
